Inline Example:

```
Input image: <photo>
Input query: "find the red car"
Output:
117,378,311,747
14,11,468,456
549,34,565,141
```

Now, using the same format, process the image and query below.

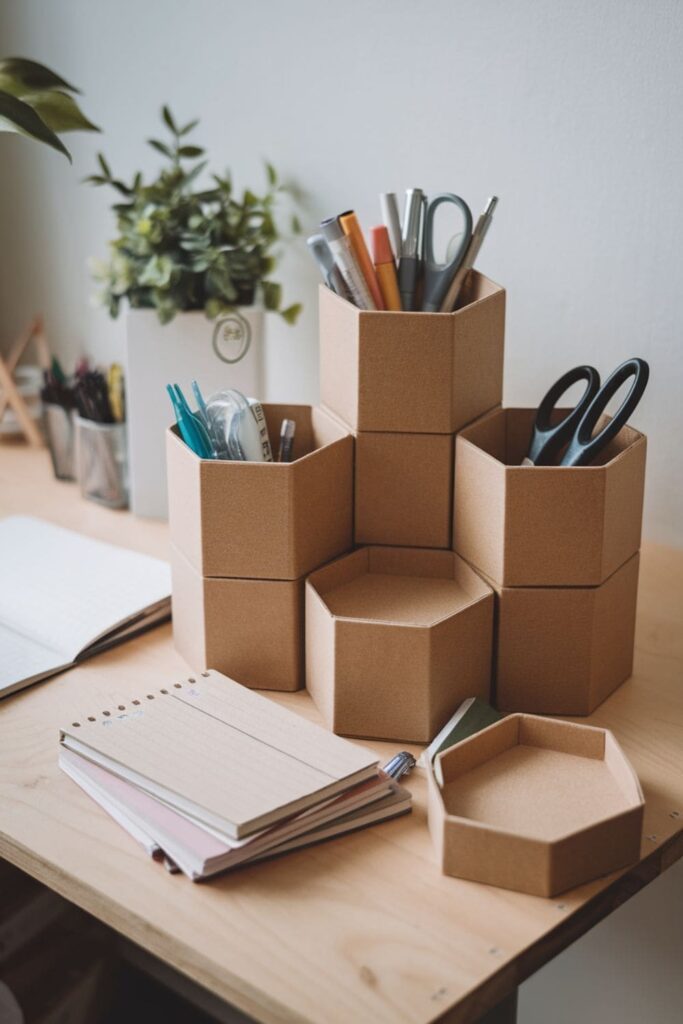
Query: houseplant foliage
0,56,99,160
87,107,302,324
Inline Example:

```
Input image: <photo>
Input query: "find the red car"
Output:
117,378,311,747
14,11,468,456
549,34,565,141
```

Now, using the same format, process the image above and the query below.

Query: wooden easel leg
0,316,49,447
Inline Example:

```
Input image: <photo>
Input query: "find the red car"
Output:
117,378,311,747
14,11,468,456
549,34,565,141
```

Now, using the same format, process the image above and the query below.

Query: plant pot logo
212,312,251,364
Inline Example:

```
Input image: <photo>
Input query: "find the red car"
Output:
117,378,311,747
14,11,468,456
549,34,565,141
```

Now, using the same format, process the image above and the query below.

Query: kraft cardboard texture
483,553,640,716
305,546,494,742
171,545,304,691
319,271,505,434
167,404,353,580
453,407,646,587
426,714,644,896
353,429,454,548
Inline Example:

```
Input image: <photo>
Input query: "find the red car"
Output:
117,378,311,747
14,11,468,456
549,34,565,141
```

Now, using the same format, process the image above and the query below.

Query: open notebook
0,516,171,698
59,671,383,840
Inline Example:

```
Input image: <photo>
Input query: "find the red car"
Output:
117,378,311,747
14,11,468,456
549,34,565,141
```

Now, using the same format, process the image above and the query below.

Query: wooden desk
1,444,682,1024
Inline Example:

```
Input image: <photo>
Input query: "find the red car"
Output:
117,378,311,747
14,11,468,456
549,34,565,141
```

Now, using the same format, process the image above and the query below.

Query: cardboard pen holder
353,428,454,548
171,545,304,691
426,714,644,897
319,272,505,435
167,404,353,580
306,546,493,742
453,407,646,587
485,553,640,715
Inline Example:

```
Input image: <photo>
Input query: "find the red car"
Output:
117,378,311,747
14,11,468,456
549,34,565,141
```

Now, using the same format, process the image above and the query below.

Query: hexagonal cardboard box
453,407,646,587
426,713,644,896
305,546,494,742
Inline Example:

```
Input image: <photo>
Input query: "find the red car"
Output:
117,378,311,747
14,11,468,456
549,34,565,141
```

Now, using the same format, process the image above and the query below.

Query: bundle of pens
41,357,78,480
167,381,296,464
308,189,498,313
73,362,128,509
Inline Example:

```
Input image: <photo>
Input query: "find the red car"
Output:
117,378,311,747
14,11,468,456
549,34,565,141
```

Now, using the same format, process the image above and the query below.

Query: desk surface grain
0,444,681,1024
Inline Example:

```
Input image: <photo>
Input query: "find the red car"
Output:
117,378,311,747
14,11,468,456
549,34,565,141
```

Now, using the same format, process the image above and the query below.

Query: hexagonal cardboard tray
426,713,644,897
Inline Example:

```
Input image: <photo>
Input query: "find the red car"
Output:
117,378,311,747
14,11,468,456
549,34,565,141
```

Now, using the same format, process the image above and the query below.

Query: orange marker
339,210,385,310
370,226,402,311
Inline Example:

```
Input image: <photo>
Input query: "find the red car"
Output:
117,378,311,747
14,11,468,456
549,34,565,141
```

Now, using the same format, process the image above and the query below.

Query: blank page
0,516,170,662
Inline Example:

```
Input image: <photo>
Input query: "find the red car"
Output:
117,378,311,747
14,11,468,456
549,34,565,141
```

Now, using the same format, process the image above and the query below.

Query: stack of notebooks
59,671,411,880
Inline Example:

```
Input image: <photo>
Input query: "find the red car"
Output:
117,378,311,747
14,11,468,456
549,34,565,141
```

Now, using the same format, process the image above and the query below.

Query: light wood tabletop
0,443,682,1024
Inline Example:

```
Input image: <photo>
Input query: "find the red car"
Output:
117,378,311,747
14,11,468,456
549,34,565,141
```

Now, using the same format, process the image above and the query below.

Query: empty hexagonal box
426,713,644,896
305,546,494,742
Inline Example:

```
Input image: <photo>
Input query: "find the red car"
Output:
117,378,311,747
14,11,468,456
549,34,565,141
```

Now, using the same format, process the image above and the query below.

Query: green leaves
0,56,98,160
0,92,70,159
20,90,100,133
0,57,78,96
88,107,302,324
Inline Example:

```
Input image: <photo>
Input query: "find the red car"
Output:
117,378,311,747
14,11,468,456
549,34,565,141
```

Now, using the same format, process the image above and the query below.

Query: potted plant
87,107,302,518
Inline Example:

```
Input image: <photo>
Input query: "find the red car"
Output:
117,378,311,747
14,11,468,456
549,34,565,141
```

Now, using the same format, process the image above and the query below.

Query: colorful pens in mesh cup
370,226,402,311
339,210,385,309
320,216,376,310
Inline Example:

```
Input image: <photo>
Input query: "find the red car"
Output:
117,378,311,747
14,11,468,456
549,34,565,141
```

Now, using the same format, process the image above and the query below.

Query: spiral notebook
59,671,381,840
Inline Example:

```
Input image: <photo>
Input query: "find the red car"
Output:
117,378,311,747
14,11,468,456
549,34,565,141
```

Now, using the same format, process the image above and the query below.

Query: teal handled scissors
421,193,473,312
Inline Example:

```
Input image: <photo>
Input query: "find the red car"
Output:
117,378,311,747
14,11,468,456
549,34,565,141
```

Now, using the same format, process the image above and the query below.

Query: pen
370,226,402,311
278,419,296,463
306,234,350,300
320,217,376,310
398,188,424,311
379,192,402,265
339,211,385,310
439,196,498,312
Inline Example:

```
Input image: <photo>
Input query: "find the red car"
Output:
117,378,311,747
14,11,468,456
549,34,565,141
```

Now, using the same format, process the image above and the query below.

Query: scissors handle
525,365,601,466
560,358,649,467
421,194,473,313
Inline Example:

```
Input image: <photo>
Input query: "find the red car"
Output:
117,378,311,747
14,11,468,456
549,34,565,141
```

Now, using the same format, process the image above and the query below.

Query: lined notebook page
60,672,378,837
0,624,66,692
0,516,171,661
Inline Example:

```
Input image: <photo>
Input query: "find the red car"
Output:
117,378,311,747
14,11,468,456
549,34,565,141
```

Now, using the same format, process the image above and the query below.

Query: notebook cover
59,671,379,838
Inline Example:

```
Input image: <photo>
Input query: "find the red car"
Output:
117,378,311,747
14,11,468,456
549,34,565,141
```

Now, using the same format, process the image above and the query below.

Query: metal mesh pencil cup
75,416,129,509
43,403,76,481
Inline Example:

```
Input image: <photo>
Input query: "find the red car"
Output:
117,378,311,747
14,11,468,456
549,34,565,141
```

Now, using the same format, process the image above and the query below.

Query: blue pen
166,384,214,459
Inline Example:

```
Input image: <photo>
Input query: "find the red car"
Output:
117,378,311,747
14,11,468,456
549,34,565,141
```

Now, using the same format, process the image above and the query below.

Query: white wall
1,0,682,545
1,5,682,1017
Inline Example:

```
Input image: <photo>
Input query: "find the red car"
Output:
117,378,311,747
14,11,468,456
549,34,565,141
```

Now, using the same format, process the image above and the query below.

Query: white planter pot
125,307,264,519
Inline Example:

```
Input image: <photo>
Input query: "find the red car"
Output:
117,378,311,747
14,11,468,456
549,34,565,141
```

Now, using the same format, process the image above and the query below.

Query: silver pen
398,188,424,311
320,217,376,310
380,192,402,265
306,234,350,300
439,196,499,312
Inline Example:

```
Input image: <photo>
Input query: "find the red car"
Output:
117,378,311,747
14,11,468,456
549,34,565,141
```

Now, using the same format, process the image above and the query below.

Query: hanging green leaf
97,152,111,177
179,118,199,136
281,303,302,325
0,57,79,97
0,91,71,159
262,280,282,311
265,161,277,187
21,89,100,133
178,145,204,158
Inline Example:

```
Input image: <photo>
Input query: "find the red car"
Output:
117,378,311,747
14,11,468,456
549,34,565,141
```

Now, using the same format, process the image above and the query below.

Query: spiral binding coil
68,671,212,729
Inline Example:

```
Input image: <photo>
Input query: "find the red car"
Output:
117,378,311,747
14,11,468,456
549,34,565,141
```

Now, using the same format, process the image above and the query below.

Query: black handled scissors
524,357,649,467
